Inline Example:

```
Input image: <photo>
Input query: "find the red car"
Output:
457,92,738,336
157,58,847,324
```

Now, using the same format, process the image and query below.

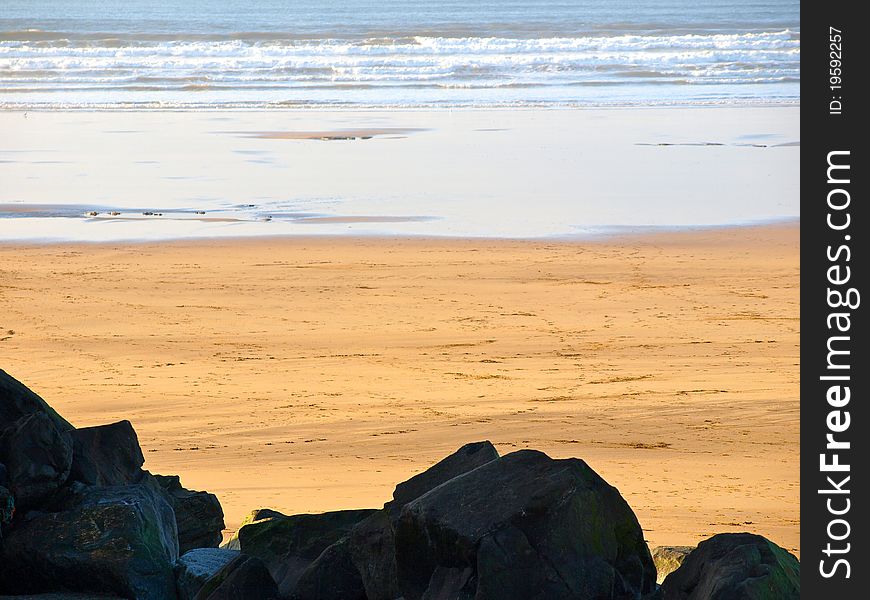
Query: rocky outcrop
394,449,657,600
68,420,145,487
193,555,280,600
236,508,375,597
289,444,658,600
0,371,227,599
0,412,72,509
152,474,225,554
175,548,241,600
660,533,799,600
0,372,802,600
0,483,179,600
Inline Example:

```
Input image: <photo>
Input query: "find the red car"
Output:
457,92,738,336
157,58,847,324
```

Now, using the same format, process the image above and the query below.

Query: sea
1,0,800,109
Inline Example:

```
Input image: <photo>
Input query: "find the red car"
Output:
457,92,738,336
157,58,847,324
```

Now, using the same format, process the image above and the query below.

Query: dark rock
0,483,179,600
237,508,375,597
0,369,72,433
0,412,72,509
660,533,799,600
394,449,657,600
290,442,647,600
652,546,695,584
152,473,225,554
175,548,241,600
68,420,145,487
0,462,7,487
386,440,498,517
291,537,367,600
193,555,279,600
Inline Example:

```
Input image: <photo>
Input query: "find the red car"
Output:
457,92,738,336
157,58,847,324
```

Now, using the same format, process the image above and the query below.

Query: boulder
237,508,375,597
0,412,72,509
175,548,241,600
660,533,799,600
193,555,279,600
0,483,179,600
68,420,145,486
394,449,657,600
221,508,286,551
652,546,695,584
152,474,225,554
0,369,72,433
291,537,367,600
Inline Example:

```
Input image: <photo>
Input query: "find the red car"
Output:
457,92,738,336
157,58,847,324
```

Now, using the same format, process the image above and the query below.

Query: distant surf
1,0,800,109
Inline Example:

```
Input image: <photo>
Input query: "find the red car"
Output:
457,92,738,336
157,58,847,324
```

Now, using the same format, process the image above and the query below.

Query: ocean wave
0,30,800,53
0,97,801,112
0,26,801,43
0,30,799,106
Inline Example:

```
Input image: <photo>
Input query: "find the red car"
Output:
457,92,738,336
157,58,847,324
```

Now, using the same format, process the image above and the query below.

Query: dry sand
0,223,799,555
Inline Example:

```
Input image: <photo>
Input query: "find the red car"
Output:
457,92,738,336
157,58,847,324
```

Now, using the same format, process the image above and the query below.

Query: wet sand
0,107,799,241
0,223,799,555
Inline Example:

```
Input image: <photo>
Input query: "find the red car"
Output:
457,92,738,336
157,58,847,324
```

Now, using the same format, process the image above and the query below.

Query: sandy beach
0,2,804,596
0,222,799,555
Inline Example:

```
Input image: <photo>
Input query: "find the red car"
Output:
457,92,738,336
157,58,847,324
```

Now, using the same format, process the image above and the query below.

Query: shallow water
0,107,799,241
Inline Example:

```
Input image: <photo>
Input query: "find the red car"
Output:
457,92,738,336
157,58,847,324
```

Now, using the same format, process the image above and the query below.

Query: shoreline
0,218,800,248
1,101,801,113
0,221,800,556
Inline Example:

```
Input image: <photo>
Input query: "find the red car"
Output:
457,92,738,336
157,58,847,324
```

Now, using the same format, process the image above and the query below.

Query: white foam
0,31,800,107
